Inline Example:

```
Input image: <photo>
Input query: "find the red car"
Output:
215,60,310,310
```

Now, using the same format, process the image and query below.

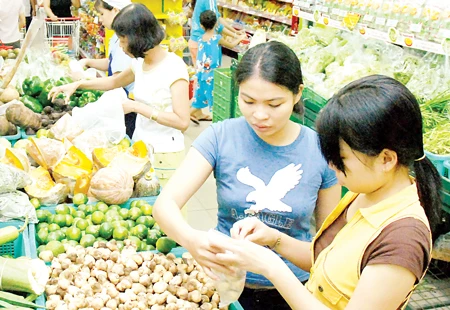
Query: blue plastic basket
0,220,32,258
424,151,450,176
1,127,21,144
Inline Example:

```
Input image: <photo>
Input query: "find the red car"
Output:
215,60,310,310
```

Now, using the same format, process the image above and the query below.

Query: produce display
0,48,20,60
45,243,222,310
35,199,177,260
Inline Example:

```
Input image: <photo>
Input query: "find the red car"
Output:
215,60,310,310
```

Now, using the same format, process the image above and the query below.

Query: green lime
156,237,177,254
96,202,109,213
80,234,96,247
119,208,129,220
36,228,48,245
85,225,100,238
47,213,55,224
105,210,119,218
126,220,135,229
67,240,78,247
146,229,161,246
48,223,61,232
113,226,129,241
135,200,147,208
55,204,71,215
140,204,153,216
111,221,123,231
66,226,82,242
129,207,142,221
119,220,130,230
85,215,92,222
141,244,155,251
109,205,121,212
73,210,85,219
131,224,148,239
127,236,141,249
30,198,41,209
136,216,155,228
54,214,66,227
37,222,49,231
130,200,139,209
99,222,114,239
65,215,74,226
73,193,88,206
85,205,97,215
116,240,124,251
69,206,77,215
60,227,68,235
47,231,63,242
46,240,65,256
91,211,105,225
78,204,87,212
76,219,89,230
36,210,48,222
61,239,69,244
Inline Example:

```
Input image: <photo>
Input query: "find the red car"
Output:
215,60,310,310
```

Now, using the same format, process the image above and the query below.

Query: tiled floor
183,120,219,231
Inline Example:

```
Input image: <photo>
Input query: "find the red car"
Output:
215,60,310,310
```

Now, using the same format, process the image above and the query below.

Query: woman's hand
230,217,280,248
48,82,79,104
209,232,283,277
122,99,139,114
184,230,235,279
50,15,58,21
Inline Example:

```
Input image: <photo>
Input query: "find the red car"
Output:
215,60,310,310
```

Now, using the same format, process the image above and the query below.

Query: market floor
183,120,218,231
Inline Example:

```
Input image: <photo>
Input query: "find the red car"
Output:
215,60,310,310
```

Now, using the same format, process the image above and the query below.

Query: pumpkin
25,167,69,204
26,137,65,170
89,167,133,204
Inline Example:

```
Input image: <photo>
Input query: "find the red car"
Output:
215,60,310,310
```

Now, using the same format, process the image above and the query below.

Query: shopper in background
191,10,246,122
154,41,341,310
49,4,190,187
23,0,35,30
76,0,136,138
208,75,441,310
188,0,243,66
43,0,80,21
0,0,26,48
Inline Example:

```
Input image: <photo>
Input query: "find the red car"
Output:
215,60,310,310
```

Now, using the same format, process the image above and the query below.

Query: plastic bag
207,229,246,308
432,232,450,262
49,113,84,142
0,191,38,223
0,163,31,194
71,88,127,144
26,137,65,169
72,129,113,161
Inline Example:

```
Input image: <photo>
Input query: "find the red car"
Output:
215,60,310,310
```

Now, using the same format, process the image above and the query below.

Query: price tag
363,14,374,22
375,17,386,25
386,19,398,27
410,23,422,33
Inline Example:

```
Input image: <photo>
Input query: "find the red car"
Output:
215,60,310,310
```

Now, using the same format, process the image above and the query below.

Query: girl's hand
230,217,280,248
209,232,282,277
185,230,235,279
49,82,79,104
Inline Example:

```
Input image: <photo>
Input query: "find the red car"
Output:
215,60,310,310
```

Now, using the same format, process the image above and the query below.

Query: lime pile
35,196,177,255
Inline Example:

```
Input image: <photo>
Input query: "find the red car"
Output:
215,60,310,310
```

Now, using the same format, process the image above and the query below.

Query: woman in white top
49,3,190,186
0,0,26,48
77,0,135,137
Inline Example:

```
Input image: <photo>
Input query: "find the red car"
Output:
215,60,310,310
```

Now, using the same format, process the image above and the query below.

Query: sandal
198,115,212,121
190,116,200,125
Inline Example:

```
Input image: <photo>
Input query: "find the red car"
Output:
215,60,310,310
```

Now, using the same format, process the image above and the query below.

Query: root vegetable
116,278,132,292
138,274,150,287
150,273,161,283
106,299,118,309
131,283,146,295
166,294,177,304
186,279,201,292
150,305,164,310
188,291,202,303
153,281,168,294
111,264,125,276
0,86,19,102
108,272,120,285
177,287,189,300
6,104,41,130
200,303,213,310
132,254,143,266
211,293,219,305
156,291,169,305
201,295,210,303
169,275,182,286
0,116,17,136
167,284,178,295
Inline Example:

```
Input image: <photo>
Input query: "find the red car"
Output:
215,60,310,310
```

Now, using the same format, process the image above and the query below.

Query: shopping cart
44,17,80,57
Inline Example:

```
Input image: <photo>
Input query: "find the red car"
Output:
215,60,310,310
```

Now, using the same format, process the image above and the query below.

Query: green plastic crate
0,220,32,258
1,127,21,145
304,117,316,130
213,94,233,122
305,107,318,121
302,87,328,112
213,68,234,102
290,112,303,124
425,151,450,176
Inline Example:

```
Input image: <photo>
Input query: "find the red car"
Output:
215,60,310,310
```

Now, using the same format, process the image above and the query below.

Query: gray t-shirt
193,117,337,287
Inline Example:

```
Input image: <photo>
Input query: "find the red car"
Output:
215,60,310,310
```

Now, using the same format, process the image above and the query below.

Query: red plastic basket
0,41,13,50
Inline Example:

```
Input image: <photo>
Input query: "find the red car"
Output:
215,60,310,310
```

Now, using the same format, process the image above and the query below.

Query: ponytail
413,157,442,241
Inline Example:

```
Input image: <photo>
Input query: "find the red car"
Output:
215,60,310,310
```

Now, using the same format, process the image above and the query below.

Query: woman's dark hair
94,0,114,11
111,4,165,58
316,75,442,239
235,41,304,113
200,10,217,31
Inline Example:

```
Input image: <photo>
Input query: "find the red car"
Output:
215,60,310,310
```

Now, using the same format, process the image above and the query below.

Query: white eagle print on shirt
236,163,303,213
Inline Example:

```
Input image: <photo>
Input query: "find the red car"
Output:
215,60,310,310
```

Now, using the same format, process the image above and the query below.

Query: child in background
190,10,245,122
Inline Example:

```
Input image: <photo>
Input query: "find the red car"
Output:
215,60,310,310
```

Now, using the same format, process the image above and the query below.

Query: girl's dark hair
235,41,304,113
316,75,442,239
200,10,217,31
94,0,114,11
111,4,165,58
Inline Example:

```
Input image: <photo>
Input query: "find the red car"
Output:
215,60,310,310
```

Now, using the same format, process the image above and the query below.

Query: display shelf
218,1,291,25
292,5,449,56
